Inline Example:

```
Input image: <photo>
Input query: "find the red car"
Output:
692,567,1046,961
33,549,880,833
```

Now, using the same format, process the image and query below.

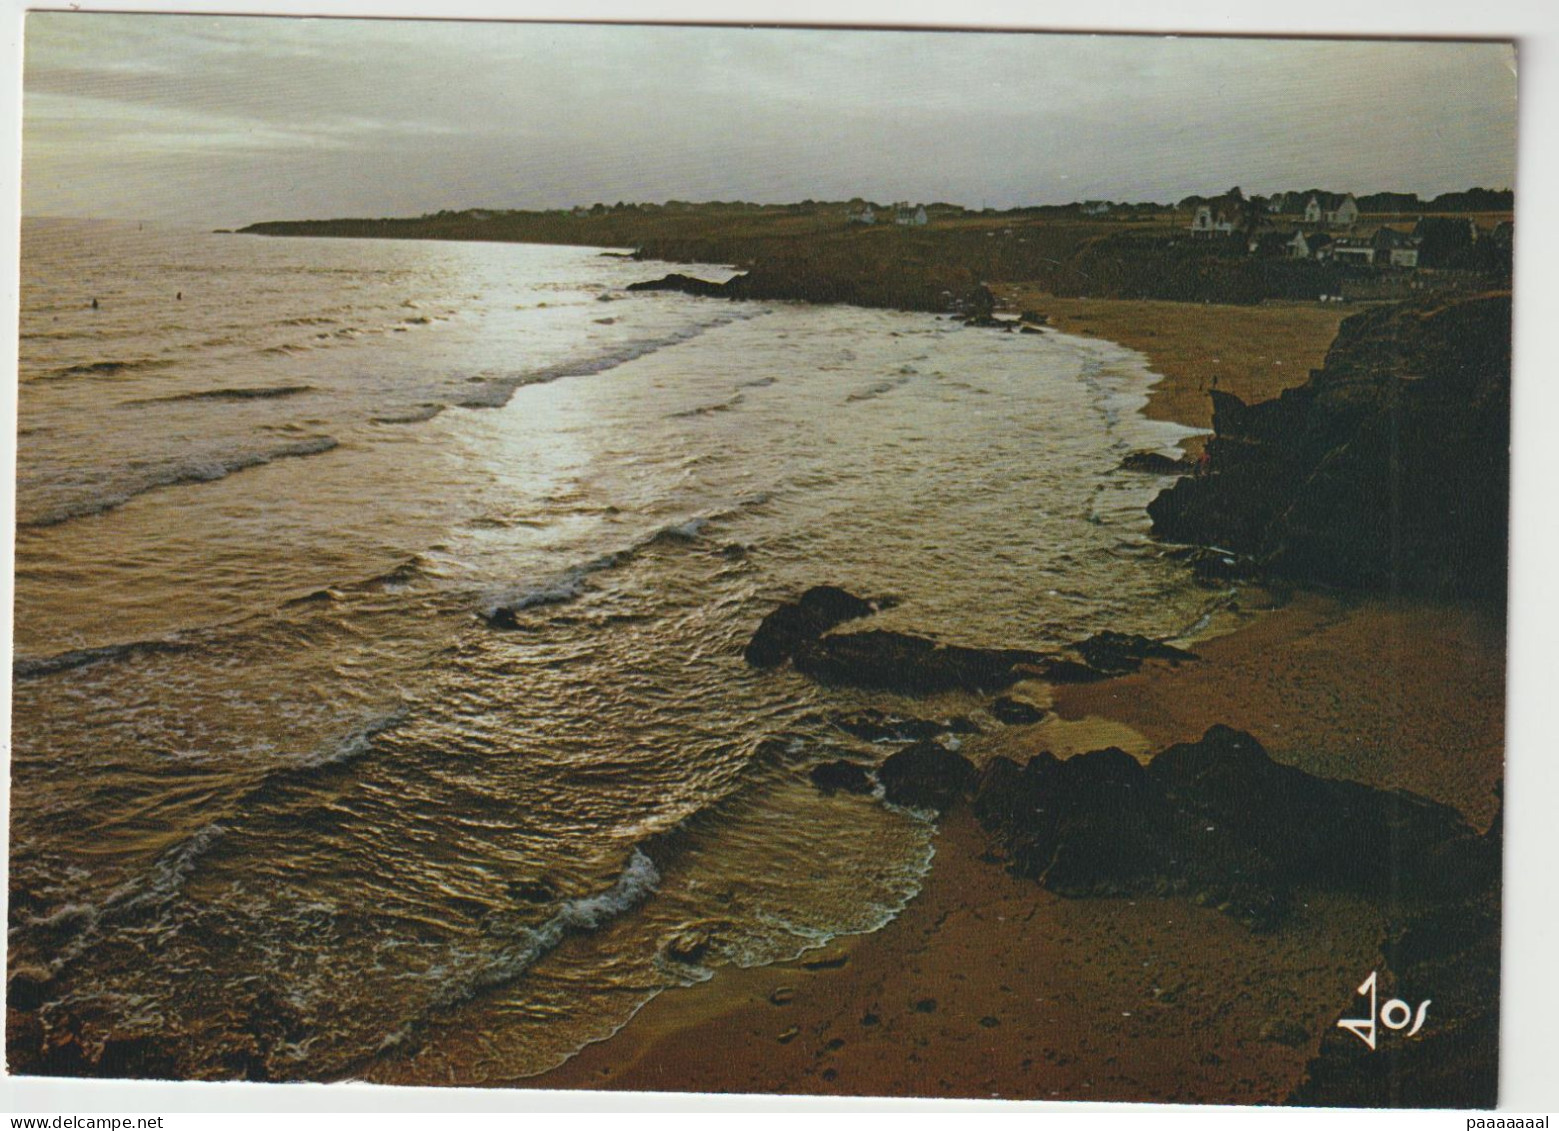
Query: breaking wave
21,436,341,528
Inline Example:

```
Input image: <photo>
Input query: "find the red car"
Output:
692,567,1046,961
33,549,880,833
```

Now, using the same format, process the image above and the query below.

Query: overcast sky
20,13,1517,226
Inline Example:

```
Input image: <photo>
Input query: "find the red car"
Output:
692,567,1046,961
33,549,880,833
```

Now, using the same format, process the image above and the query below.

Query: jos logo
1337,971,1431,1050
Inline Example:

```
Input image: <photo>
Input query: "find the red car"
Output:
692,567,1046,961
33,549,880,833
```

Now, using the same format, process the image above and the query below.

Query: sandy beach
521,299,1506,1104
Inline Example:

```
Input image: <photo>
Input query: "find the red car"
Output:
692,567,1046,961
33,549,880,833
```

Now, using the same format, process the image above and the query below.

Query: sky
18,12,1517,227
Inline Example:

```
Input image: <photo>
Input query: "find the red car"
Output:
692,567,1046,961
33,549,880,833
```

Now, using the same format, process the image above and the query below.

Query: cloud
21,13,1517,225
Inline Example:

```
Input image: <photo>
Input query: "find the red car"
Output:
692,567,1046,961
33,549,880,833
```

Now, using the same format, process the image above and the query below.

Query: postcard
7,9,1517,1109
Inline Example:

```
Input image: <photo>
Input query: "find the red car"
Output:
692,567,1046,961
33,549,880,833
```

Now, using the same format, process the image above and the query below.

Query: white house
894,203,928,226
1329,236,1375,264
1290,230,1333,259
848,205,877,225
1080,200,1111,216
1190,204,1240,237
1305,193,1360,227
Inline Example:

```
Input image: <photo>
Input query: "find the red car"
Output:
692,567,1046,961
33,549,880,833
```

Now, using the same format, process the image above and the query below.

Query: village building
1370,226,1423,268
1290,230,1334,259
1328,235,1376,265
1247,230,1292,258
1190,204,1243,237
848,204,877,225
1080,200,1111,216
894,203,928,226
1304,193,1360,227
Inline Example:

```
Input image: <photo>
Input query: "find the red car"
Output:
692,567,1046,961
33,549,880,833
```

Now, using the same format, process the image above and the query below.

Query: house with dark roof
1370,226,1423,268
1190,202,1245,237
1304,193,1360,227
1328,235,1376,264
1290,230,1333,259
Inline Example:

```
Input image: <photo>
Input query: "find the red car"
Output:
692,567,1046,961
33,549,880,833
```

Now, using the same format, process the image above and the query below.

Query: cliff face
1147,294,1511,599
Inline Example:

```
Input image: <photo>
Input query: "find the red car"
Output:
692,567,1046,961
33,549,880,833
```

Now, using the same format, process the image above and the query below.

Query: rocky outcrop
971,726,1493,931
1148,293,1511,599
1118,450,1192,475
743,585,882,668
809,760,875,795
830,709,978,744
625,269,997,318
625,272,733,298
989,697,1047,725
1070,631,1198,676
878,741,976,814
745,589,1196,695
1290,797,1502,1109
793,630,1055,695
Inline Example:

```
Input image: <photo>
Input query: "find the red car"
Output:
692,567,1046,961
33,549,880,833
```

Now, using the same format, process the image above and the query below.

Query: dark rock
1119,450,1192,475
971,726,1485,935
626,272,735,298
769,986,796,1006
913,998,938,1013
990,696,1047,725
1260,1019,1311,1047
743,585,879,668
794,629,1051,695
979,1016,1002,1029
506,879,556,904
1019,310,1049,326
1148,724,1472,897
878,741,976,814
1031,657,1112,684
809,760,874,795
1071,631,1198,676
1149,294,1510,599
831,708,962,744
1291,881,1500,1108
481,607,522,630
801,954,849,970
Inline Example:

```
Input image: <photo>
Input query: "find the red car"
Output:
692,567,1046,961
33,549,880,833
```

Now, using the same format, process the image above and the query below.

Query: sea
10,217,1214,1084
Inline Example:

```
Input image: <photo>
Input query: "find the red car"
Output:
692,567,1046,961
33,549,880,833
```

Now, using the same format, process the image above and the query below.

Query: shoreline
504,296,1505,1103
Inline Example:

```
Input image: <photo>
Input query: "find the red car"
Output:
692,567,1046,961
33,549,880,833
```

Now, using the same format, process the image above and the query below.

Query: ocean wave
845,373,913,404
32,357,176,382
479,513,724,626
134,384,315,406
668,393,744,419
480,553,627,626
13,636,196,681
20,436,340,528
457,317,748,411
375,848,661,1056
16,709,407,971
371,404,446,425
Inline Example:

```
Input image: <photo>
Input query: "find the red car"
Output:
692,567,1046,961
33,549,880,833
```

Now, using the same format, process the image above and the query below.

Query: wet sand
994,288,1349,455
516,301,1505,1105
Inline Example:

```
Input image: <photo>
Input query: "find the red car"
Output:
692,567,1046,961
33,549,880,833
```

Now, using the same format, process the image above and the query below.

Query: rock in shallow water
809,760,875,795
878,740,976,814
742,585,880,668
